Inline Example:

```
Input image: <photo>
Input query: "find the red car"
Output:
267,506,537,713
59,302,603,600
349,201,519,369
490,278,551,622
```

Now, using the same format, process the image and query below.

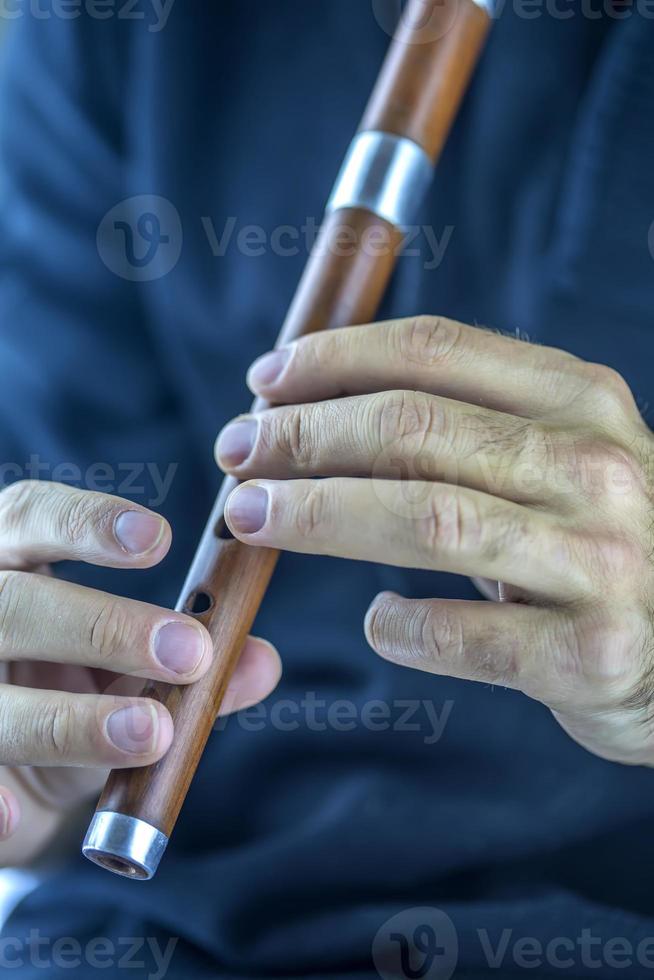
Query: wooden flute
83,0,492,879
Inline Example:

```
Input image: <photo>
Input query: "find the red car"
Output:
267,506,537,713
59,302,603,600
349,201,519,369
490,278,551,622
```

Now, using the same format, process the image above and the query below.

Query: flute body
83,0,492,879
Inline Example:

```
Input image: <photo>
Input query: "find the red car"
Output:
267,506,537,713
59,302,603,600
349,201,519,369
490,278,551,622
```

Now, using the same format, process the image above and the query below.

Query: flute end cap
82,811,168,881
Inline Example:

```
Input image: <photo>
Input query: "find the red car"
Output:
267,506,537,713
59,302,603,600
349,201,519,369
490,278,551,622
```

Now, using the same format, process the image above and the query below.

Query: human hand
216,315,654,767
0,481,280,853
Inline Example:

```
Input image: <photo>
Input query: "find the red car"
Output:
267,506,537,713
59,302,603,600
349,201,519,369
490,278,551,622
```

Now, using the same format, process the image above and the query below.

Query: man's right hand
0,481,281,859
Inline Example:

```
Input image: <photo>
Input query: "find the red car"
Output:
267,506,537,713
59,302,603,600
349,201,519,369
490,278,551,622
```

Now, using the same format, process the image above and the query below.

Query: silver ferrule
326,131,434,229
82,811,168,880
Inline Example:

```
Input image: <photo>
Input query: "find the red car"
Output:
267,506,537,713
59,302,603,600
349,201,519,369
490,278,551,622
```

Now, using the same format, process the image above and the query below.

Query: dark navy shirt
1,3,654,978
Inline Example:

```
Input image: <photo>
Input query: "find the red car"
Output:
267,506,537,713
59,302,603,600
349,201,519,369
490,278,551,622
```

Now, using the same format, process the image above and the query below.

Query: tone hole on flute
185,591,214,616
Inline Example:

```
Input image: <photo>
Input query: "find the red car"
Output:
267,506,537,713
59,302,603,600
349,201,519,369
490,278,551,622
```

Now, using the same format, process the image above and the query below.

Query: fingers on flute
218,636,282,716
224,478,592,603
0,481,171,570
364,593,580,704
0,686,174,768
0,573,212,684
245,316,588,417
215,390,557,505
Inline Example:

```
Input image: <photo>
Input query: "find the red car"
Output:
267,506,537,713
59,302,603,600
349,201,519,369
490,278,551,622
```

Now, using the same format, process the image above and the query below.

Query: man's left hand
215,315,654,767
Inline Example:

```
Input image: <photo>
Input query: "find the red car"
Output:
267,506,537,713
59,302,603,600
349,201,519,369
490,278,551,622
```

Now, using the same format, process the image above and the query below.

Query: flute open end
82,811,168,881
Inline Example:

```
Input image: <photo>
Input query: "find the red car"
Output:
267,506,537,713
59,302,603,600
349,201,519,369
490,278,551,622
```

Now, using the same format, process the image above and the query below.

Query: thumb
219,636,282,716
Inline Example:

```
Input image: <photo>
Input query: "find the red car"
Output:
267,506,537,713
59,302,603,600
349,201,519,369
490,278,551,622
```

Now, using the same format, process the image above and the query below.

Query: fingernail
227,485,269,534
154,621,206,676
216,419,258,468
248,348,291,390
115,511,165,555
106,704,160,755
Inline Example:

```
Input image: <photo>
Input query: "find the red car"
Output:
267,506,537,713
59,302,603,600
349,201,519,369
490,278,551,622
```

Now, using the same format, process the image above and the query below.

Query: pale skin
0,482,282,861
216,315,654,769
2,313,652,864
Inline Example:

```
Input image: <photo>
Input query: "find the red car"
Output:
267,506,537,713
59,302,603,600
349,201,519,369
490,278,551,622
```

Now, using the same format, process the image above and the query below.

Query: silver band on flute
82,811,168,880
326,131,434,229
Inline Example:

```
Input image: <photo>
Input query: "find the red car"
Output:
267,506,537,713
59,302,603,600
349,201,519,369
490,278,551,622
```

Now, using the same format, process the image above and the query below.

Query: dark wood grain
95,0,490,844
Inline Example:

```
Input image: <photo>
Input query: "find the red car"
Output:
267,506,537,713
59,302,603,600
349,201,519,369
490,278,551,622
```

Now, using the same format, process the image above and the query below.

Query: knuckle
36,699,78,760
417,489,484,561
582,363,637,417
88,599,133,664
593,364,632,399
578,530,644,591
572,438,644,506
416,603,464,667
569,612,636,694
366,596,445,668
377,390,440,451
296,332,333,374
367,598,522,687
268,406,315,466
294,484,334,540
57,492,97,546
0,480,42,536
397,315,461,367
599,534,643,582
0,571,25,652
